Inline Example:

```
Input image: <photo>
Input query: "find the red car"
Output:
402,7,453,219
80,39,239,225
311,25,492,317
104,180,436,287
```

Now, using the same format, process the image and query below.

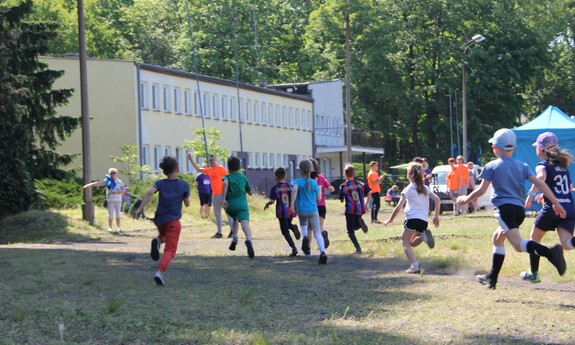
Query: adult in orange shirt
187,152,233,238
446,157,461,215
367,161,384,224
455,155,469,214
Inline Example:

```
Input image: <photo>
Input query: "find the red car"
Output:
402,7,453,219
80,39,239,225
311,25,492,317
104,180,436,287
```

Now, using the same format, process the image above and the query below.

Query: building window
212,94,219,119
173,87,181,114
239,98,245,122
282,106,287,128
164,146,172,157
289,107,294,128
246,152,251,168
221,95,228,120
255,152,260,168
270,153,275,169
269,104,274,125
184,89,191,115
194,91,199,116
154,146,161,171
275,105,281,127
230,97,237,121
262,152,268,168
307,111,312,130
142,145,150,166
261,102,267,125
246,99,251,123
277,153,282,168
301,111,306,130
139,81,148,109
203,93,210,118
295,109,300,128
152,83,160,110
163,85,171,112
175,147,182,170
254,101,259,124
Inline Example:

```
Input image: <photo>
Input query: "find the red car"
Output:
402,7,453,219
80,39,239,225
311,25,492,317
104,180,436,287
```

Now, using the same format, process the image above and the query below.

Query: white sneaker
154,271,165,286
107,228,115,233
116,228,124,235
406,265,420,274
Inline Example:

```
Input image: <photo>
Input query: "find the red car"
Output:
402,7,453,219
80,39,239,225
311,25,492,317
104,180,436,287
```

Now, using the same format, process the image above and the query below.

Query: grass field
1,196,575,344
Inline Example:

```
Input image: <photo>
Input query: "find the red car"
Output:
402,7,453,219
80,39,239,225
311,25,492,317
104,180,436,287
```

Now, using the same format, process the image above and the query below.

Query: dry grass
1,197,575,344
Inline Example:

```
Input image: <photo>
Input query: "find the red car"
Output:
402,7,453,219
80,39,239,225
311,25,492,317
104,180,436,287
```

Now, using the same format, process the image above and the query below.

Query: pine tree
0,0,80,217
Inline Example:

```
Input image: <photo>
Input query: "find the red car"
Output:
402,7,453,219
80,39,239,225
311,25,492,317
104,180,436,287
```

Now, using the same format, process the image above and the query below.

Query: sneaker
406,265,420,274
289,248,298,257
549,244,567,276
422,229,435,249
359,218,369,233
354,248,362,254
291,224,301,240
108,228,115,233
301,236,310,255
476,274,496,289
245,240,255,258
229,240,238,251
322,230,330,249
520,269,541,283
154,271,165,286
318,252,328,265
211,233,223,239
150,237,160,261
116,228,124,236
371,219,382,224
227,231,233,238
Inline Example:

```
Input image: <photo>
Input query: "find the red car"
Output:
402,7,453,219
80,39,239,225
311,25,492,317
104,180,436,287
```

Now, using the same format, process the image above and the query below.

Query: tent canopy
512,105,575,210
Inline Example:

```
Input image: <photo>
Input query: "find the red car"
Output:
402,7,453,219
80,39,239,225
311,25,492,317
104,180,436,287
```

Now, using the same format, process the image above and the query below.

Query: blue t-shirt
292,177,319,213
195,173,211,194
153,178,190,226
479,156,534,207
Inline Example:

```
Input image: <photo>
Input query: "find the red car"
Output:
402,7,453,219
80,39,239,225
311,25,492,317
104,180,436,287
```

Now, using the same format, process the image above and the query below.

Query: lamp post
462,34,485,161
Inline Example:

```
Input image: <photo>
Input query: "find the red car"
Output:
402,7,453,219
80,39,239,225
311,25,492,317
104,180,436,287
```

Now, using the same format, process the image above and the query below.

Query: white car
430,164,493,213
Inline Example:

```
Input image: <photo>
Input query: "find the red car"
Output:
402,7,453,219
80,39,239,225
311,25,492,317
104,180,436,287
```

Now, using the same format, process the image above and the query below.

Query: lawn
1,196,574,344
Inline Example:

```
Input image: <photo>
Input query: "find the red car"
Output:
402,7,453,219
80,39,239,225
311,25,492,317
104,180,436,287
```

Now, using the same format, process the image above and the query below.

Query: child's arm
134,186,157,218
183,196,190,207
529,176,566,217
221,179,229,209
384,194,407,226
264,199,275,210
457,179,491,205
525,165,547,208
430,191,441,227
290,185,298,212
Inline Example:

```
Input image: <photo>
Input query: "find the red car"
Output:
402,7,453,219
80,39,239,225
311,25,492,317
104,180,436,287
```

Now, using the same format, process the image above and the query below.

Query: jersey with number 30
540,160,573,209
339,180,367,215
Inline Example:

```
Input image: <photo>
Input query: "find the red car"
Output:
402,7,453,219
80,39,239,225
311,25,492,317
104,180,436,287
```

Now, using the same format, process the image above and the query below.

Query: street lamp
462,34,486,161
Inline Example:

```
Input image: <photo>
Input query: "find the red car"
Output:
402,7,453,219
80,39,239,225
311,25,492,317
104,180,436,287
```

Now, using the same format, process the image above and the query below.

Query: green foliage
110,144,152,185
183,126,229,163
35,178,86,209
0,0,80,217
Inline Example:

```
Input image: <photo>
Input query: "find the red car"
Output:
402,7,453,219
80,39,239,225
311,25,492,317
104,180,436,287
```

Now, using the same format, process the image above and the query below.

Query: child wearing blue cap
457,128,567,289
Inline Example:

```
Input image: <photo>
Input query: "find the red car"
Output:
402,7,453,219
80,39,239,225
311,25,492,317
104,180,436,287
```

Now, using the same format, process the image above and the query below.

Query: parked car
430,164,493,213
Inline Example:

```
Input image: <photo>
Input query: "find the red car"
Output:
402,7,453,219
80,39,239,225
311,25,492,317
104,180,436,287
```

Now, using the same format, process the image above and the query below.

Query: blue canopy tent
512,105,575,210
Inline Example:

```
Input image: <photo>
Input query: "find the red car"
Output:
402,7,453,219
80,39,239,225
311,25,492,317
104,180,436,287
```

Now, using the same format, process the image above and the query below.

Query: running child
222,156,255,258
134,156,190,286
290,159,328,264
522,132,575,283
456,128,567,289
384,162,440,273
264,167,301,256
339,164,370,254
310,158,335,248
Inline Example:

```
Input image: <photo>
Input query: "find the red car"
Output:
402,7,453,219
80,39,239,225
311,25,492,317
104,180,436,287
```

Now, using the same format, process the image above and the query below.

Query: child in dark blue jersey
457,128,567,289
339,164,369,254
522,132,575,283
264,167,301,256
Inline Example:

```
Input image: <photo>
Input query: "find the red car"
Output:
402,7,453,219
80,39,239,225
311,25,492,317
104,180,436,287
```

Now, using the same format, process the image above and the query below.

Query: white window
261,102,267,125
307,111,312,130
246,152,252,168
230,96,237,121
154,146,161,171
254,101,259,124
142,145,150,166
284,154,289,169
275,105,281,127
163,85,171,112
289,107,294,128
262,153,268,168
175,147,182,170
301,111,306,130
270,153,275,169
164,146,172,157
204,93,210,118
173,87,181,114
255,152,260,168
139,81,148,109
184,89,191,115
246,99,251,123
194,91,200,115
268,103,274,125
295,109,300,128
221,95,228,120
212,94,219,119
152,83,160,110
282,107,287,128
239,98,245,122
186,154,192,172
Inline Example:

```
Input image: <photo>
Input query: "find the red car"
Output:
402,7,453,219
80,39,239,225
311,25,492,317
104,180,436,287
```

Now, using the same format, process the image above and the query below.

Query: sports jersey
269,182,293,218
339,179,367,215
539,160,573,208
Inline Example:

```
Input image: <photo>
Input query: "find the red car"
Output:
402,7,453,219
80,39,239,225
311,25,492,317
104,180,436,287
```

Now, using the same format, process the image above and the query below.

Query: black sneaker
229,240,237,251
289,248,298,257
318,252,328,265
476,274,496,289
211,233,223,239
359,218,368,233
245,240,255,258
354,247,362,254
549,244,567,275
150,237,160,261
291,224,301,240
322,230,330,249
301,236,310,255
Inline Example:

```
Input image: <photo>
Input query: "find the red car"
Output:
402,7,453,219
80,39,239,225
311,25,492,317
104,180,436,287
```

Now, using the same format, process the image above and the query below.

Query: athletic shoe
318,252,328,265
116,228,124,236
405,265,420,274
108,228,115,234
520,269,541,283
359,218,369,233
245,240,255,258
291,224,301,240
289,248,298,257
549,244,567,276
154,271,165,286
422,229,435,249
301,236,310,255
229,240,238,251
150,237,160,261
354,248,362,254
322,230,330,249
227,231,233,238
371,219,382,224
211,233,223,239
476,274,496,289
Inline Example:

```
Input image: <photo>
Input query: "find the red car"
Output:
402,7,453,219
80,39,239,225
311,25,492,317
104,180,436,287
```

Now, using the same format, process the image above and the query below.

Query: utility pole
345,0,352,164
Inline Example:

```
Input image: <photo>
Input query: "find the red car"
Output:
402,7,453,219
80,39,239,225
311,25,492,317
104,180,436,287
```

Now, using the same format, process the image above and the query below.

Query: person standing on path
187,152,233,238
367,161,384,224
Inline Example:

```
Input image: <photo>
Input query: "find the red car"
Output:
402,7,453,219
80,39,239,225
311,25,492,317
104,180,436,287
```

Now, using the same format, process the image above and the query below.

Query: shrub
35,178,104,209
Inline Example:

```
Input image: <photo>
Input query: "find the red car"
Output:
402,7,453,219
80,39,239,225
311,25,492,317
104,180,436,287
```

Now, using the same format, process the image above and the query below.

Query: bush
35,178,104,209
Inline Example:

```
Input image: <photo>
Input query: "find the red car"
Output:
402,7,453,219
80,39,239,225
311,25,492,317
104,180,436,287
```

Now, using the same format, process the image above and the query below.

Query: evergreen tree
0,0,80,217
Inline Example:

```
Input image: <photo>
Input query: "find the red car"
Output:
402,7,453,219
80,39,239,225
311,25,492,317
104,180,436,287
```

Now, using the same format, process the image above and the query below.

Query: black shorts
198,193,212,206
318,205,327,219
534,205,575,234
403,218,428,233
494,204,525,232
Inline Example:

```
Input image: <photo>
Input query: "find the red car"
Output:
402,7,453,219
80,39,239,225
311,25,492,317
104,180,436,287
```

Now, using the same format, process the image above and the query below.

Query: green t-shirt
223,172,251,218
